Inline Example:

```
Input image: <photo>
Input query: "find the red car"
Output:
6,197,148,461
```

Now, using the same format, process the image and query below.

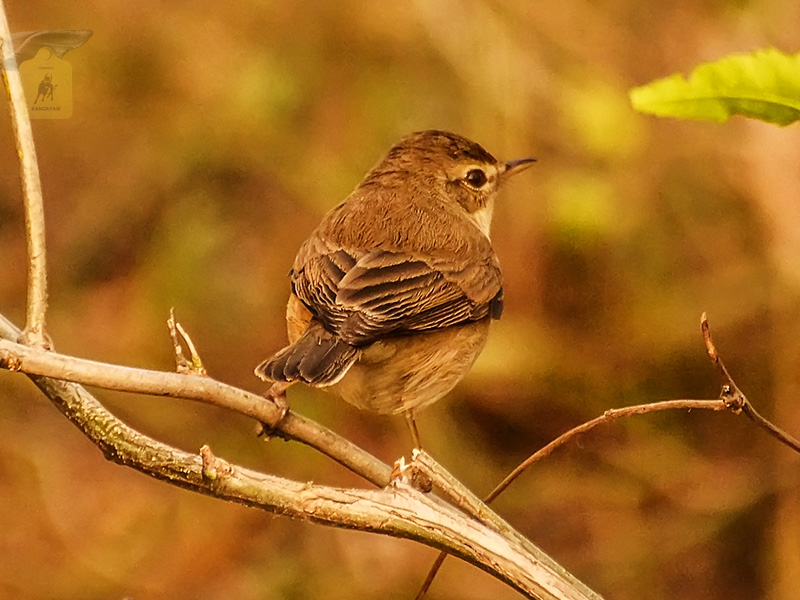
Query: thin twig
414,398,727,599
414,552,448,600
741,404,800,453
168,308,191,372
701,312,800,453
168,308,207,375
175,321,206,374
0,1,48,345
485,398,727,504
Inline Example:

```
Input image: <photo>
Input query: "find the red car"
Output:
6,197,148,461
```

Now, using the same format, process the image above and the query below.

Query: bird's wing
292,247,503,346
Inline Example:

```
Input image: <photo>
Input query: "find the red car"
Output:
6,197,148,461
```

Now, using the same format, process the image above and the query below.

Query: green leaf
630,48,800,126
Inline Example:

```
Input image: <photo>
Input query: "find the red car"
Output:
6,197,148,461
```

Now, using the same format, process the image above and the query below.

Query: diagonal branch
411,450,600,600
0,313,391,487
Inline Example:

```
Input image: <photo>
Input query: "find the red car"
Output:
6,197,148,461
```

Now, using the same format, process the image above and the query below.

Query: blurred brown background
2,1,800,599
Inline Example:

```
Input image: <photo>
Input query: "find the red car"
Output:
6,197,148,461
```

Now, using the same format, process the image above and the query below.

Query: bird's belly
329,318,491,415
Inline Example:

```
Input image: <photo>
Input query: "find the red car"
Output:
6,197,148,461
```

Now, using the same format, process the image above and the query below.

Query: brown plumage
255,130,534,442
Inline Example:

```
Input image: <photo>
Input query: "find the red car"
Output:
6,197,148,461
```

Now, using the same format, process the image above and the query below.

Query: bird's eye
464,168,488,188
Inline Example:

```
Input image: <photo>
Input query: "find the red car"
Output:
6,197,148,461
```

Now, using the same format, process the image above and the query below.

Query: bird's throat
466,199,494,240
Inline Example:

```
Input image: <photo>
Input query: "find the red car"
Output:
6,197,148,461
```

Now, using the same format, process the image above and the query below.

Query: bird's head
363,130,535,238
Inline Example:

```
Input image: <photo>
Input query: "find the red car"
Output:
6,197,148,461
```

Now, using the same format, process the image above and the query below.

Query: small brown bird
255,130,534,447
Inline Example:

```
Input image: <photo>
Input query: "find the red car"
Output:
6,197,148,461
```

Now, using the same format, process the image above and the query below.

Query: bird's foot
255,382,291,440
389,456,433,493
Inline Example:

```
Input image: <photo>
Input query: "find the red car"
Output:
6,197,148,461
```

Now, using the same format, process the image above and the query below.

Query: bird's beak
502,157,536,178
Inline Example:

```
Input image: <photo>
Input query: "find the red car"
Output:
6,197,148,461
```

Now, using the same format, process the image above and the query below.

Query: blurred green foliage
2,2,800,600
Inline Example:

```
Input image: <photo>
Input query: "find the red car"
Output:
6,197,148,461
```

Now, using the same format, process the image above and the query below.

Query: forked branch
0,313,600,600
701,312,800,453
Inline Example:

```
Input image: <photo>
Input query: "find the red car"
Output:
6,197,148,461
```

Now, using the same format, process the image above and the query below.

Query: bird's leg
404,410,422,450
395,412,433,492
256,381,292,439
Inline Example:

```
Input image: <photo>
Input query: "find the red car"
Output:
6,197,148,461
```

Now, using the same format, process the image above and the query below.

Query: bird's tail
254,321,359,387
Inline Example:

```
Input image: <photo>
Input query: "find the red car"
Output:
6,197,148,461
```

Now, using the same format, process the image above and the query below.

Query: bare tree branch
0,314,392,487
0,312,601,600
0,1,48,345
